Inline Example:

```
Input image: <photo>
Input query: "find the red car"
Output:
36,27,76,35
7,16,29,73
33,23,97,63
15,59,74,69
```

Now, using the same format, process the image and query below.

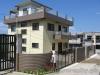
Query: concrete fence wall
75,46,95,62
16,46,95,71
16,53,51,71
75,47,85,62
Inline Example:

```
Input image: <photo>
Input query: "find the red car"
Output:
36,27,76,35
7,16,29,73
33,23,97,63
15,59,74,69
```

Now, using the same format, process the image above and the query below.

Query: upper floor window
11,25,16,32
21,22,27,27
23,8,28,15
21,29,27,34
48,23,54,31
63,27,68,32
32,43,39,48
32,23,39,30
87,36,92,40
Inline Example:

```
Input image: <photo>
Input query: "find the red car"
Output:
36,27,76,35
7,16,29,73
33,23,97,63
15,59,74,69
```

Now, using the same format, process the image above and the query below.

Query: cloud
0,22,8,34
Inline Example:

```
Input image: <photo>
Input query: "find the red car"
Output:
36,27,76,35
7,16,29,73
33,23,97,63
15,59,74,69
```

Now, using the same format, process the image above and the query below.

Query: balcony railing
55,31,71,40
4,9,73,23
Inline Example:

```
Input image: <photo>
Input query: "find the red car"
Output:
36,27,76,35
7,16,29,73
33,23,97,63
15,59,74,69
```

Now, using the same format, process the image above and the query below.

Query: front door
58,42,62,54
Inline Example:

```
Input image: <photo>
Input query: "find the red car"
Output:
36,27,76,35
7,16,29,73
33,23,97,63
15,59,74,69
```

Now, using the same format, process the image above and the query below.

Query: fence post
16,53,19,71
85,46,87,59
75,47,77,62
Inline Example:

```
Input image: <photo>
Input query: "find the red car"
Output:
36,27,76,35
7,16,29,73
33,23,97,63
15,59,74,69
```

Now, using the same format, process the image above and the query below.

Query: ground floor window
22,38,26,44
63,43,68,49
96,45,100,49
22,47,26,52
32,43,39,48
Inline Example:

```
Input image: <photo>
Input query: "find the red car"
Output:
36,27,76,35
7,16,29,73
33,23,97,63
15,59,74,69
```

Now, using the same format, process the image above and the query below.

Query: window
52,43,55,50
32,23,39,30
63,43,68,49
58,25,61,31
23,8,28,15
96,36,100,43
47,23,54,31
96,45,100,49
21,29,27,34
22,39,26,44
22,47,26,52
32,43,39,48
63,27,68,32
11,25,16,32
87,36,92,40
21,22,27,27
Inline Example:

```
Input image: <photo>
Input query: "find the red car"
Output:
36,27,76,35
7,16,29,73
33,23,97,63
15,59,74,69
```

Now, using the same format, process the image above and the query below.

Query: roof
10,0,52,13
16,0,52,10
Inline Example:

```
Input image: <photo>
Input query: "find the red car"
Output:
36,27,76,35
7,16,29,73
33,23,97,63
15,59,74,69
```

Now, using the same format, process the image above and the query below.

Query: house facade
83,32,100,53
69,32,100,53
4,0,73,54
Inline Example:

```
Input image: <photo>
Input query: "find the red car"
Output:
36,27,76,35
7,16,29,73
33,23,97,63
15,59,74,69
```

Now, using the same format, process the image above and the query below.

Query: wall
26,20,44,54
43,20,69,53
8,20,69,54
75,46,95,62
16,53,51,71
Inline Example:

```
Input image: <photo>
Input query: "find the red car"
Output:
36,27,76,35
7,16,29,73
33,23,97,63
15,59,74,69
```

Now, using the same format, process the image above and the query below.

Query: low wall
75,46,95,62
16,53,51,71
75,47,85,62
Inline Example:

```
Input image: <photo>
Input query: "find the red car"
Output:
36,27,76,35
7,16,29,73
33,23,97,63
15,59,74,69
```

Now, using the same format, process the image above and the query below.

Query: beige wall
43,20,69,53
8,20,69,54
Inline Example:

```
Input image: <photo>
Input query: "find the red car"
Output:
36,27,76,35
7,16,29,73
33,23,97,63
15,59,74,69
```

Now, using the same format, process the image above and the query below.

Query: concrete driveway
48,54,100,75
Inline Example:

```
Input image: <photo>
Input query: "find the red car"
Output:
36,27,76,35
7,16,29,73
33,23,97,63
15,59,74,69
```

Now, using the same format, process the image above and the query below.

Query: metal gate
0,35,16,71
57,48,75,69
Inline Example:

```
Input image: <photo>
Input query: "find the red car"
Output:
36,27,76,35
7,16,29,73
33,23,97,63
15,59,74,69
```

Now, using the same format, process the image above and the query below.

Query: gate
0,35,16,71
57,48,75,69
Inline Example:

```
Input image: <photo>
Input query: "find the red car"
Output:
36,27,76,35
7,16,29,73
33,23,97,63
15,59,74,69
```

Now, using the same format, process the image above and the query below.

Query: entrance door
58,43,62,54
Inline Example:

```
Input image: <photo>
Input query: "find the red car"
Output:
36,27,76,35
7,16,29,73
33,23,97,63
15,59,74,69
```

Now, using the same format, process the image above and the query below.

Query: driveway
48,54,100,75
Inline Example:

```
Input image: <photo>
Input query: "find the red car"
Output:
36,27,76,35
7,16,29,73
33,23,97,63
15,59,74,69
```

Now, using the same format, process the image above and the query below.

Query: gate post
16,53,19,71
16,34,22,71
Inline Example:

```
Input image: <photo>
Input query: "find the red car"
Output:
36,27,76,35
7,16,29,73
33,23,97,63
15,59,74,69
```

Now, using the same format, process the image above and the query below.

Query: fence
75,46,95,62
16,53,51,71
0,35,16,71
16,46,95,71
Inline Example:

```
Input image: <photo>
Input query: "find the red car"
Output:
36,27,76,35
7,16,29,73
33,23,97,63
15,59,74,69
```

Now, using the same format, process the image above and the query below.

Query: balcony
4,10,73,26
55,31,71,40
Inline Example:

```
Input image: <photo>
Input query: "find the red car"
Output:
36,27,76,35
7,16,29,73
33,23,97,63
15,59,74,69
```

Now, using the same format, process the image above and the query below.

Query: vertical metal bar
3,35,6,69
65,49,66,66
9,35,11,69
14,35,16,71
6,36,8,69
0,35,1,70
2,35,4,70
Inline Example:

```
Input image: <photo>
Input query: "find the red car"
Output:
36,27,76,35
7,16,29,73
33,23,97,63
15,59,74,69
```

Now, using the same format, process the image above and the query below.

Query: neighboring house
69,33,83,48
69,32,100,53
4,0,73,54
83,32,100,53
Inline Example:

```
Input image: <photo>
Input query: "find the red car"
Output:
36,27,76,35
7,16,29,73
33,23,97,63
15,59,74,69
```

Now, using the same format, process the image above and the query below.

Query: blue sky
0,0,100,33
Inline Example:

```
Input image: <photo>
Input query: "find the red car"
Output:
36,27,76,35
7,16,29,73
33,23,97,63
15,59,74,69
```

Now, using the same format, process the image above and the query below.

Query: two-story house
4,0,73,54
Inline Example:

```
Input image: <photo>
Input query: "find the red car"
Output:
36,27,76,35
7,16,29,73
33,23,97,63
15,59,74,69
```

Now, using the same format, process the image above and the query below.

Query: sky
0,0,100,33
